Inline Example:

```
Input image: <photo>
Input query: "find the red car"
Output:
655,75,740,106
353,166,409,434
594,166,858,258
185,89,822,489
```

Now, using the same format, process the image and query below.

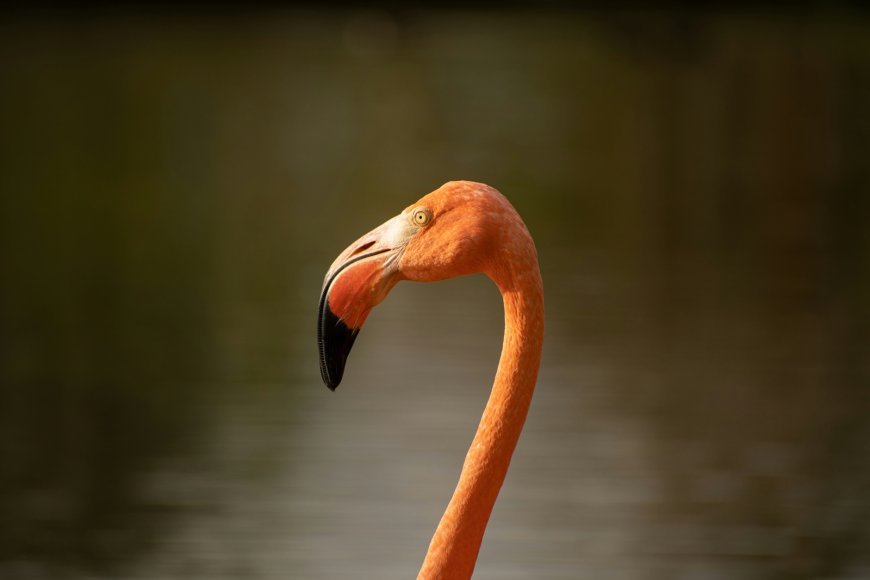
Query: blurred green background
1,5,869,579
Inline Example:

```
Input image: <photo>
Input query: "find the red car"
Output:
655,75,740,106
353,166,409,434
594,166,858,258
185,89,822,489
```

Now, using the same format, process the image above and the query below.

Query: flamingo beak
317,213,411,390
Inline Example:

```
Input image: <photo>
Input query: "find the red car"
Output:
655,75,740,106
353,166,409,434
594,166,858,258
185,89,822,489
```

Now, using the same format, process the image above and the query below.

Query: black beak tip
322,356,342,391
318,298,360,392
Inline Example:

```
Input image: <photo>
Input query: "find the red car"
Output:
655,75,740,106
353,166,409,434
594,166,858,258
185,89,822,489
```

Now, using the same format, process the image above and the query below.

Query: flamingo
317,181,544,579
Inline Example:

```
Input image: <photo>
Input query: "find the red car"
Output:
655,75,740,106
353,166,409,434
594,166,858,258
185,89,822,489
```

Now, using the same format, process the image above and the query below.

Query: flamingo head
318,180,523,390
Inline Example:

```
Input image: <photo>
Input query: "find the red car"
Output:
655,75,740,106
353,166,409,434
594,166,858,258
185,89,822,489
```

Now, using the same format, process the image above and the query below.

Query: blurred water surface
1,7,869,580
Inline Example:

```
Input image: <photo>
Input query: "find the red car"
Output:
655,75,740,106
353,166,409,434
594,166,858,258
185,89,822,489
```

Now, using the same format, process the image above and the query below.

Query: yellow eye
411,207,432,226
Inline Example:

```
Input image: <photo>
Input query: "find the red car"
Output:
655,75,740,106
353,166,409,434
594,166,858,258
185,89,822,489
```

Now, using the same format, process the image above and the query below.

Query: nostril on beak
350,240,375,256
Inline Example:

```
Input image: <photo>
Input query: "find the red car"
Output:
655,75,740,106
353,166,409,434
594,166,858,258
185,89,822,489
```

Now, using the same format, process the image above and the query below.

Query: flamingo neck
418,264,544,579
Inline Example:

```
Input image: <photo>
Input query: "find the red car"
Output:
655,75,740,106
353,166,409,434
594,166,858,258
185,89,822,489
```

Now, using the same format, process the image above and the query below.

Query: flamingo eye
411,207,432,227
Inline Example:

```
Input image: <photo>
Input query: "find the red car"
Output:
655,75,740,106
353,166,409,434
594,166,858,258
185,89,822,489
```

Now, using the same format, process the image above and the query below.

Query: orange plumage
318,181,544,578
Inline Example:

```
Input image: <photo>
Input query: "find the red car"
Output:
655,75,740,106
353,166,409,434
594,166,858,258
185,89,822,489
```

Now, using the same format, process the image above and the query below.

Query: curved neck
418,264,544,579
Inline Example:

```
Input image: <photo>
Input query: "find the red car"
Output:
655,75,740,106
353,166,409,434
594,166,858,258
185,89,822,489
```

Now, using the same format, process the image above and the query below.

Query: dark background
1,5,868,579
